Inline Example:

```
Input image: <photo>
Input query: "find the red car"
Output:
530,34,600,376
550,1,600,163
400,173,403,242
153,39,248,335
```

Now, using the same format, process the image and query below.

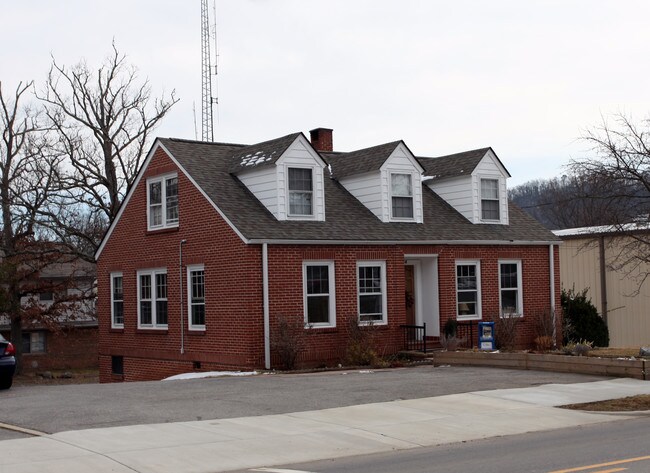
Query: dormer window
148,174,179,230
390,173,414,219
480,178,500,221
288,167,313,217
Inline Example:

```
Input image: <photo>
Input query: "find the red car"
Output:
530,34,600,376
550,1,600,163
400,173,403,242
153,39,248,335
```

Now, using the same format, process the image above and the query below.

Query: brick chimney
309,128,333,152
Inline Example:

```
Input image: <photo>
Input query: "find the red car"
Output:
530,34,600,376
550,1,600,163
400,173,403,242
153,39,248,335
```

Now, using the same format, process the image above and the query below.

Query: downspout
179,239,187,354
599,235,608,326
263,243,270,369
549,243,557,348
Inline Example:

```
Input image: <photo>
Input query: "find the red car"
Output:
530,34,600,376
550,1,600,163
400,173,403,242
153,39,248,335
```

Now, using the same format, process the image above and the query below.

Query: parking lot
0,365,607,441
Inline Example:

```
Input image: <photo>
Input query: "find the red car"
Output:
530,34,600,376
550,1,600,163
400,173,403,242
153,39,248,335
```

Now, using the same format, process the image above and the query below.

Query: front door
405,264,416,325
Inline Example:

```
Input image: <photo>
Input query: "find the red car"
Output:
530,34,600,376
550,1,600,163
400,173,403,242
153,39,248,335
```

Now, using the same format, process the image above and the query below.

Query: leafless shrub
345,318,379,366
533,307,556,351
489,313,520,351
271,316,308,370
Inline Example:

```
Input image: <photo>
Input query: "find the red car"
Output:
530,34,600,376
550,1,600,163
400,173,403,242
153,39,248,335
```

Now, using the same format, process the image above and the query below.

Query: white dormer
339,142,424,223
426,148,509,225
237,134,327,221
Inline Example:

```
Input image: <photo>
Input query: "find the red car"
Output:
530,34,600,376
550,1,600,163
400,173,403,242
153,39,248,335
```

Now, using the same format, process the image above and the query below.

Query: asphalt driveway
0,365,607,440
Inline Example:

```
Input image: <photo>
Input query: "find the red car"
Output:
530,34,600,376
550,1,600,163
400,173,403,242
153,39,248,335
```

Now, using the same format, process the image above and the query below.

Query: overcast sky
3,1,650,185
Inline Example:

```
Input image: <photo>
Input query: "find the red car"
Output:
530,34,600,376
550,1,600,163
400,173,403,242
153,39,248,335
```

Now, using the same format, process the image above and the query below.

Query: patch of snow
358,370,374,374
421,175,434,182
162,371,257,381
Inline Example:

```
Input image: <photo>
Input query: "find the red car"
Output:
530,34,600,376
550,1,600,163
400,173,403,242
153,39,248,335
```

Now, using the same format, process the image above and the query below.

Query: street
248,416,650,473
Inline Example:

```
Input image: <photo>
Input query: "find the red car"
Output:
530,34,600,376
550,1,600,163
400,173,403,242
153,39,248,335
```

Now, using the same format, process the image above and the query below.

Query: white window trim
110,272,124,329
455,260,482,321
146,172,179,231
302,261,336,328
137,268,168,329
187,264,206,331
357,260,388,325
286,165,316,219
389,172,415,222
499,259,523,317
479,176,501,223
23,331,47,354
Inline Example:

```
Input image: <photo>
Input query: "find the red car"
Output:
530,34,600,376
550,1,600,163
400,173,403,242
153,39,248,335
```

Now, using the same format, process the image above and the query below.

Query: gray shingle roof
228,133,301,174
159,137,558,243
323,141,402,179
418,147,511,180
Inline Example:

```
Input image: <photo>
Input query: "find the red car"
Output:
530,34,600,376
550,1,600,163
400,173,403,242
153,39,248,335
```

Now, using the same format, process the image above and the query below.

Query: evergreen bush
561,288,609,347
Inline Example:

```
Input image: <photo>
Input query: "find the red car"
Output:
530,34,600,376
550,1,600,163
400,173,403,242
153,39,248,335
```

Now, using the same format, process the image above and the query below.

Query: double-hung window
456,260,481,319
22,332,46,354
499,260,523,316
303,261,335,326
480,178,500,221
288,167,313,217
148,174,179,230
138,269,168,328
188,265,206,330
111,272,124,328
390,173,414,219
357,261,387,324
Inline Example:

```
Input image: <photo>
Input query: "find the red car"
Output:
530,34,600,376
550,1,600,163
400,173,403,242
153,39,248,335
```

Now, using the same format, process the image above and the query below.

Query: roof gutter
247,238,562,246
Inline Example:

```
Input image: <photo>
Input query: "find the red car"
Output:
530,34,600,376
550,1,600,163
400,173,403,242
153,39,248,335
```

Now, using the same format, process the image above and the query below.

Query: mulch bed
562,394,650,412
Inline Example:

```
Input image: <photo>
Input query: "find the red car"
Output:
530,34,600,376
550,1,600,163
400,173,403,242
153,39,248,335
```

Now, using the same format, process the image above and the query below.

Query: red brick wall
97,145,562,382
431,244,562,349
98,146,264,383
7,327,99,373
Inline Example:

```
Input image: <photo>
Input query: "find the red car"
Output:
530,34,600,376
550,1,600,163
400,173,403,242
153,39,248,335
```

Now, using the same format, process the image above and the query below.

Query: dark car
0,334,16,389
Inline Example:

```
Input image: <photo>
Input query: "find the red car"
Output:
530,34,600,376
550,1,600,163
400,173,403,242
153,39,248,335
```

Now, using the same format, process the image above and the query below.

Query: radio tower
200,0,217,141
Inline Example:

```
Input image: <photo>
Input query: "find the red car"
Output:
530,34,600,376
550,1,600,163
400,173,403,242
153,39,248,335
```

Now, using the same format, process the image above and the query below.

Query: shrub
345,318,379,366
534,336,553,351
488,313,520,350
561,288,609,347
532,307,556,351
440,334,464,351
271,316,308,370
443,318,458,338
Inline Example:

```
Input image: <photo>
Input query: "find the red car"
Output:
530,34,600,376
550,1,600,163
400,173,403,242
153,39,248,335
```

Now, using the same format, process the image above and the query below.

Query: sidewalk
2,378,649,473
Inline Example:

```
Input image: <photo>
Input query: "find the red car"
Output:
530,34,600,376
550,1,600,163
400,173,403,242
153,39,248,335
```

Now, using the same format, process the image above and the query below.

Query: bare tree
0,81,90,372
510,172,634,230
569,113,650,288
39,43,178,260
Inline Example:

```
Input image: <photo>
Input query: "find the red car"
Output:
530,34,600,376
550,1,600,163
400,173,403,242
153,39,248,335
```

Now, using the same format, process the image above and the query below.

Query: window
188,265,205,330
22,332,46,354
111,272,124,328
137,269,168,328
303,262,335,326
390,173,414,219
357,261,387,324
39,291,53,302
111,355,124,376
456,261,481,319
288,167,313,216
481,178,500,221
147,174,179,230
499,260,523,316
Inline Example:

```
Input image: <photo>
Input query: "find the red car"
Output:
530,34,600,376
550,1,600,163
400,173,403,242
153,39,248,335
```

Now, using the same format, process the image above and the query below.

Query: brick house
0,257,97,373
96,128,561,382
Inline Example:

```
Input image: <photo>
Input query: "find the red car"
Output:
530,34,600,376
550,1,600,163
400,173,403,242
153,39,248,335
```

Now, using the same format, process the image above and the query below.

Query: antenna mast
200,0,217,141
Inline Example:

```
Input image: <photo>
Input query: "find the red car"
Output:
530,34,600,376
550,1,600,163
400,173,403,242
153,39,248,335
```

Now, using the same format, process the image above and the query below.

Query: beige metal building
555,226,650,347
